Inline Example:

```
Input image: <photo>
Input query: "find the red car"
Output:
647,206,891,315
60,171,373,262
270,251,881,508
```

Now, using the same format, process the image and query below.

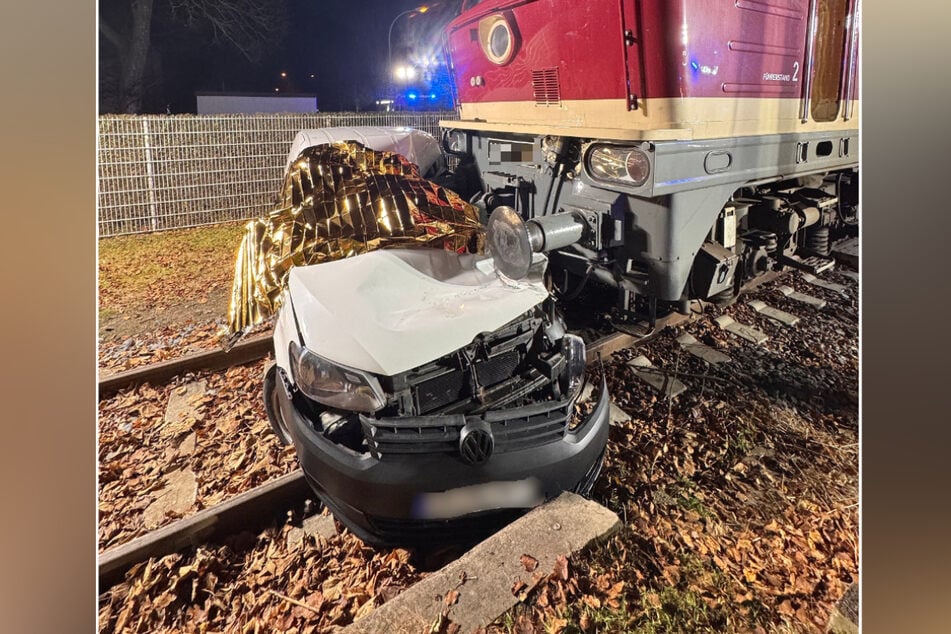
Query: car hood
284,126,446,179
287,249,549,377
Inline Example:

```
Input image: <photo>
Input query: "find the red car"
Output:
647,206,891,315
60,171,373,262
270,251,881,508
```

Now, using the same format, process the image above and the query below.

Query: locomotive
439,0,859,321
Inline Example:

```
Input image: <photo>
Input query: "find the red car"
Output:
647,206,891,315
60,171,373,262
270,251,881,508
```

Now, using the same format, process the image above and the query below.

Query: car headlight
479,14,516,65
585,144,651,187
561,334,586,400
288,340,386,413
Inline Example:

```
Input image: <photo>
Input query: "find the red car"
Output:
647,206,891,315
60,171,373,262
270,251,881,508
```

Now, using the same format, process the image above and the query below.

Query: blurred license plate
413,478,543,520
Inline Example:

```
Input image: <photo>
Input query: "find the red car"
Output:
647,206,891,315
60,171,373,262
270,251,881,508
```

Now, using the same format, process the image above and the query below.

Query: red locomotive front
438,0,859,320
445,0,859,140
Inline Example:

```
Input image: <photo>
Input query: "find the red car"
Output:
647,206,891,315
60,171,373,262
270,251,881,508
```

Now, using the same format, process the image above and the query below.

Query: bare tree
168,0,285,65
99,0,287,113
100,0,155,113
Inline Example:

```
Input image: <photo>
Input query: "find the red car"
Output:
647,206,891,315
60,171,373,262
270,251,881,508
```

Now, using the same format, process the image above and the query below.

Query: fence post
142,117,159,231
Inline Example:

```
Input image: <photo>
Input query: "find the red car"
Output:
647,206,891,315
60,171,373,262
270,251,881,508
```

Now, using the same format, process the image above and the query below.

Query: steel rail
98,311,687,400
98,333,274,399
99,471,309,590
98,266,822,590
97,326,675,590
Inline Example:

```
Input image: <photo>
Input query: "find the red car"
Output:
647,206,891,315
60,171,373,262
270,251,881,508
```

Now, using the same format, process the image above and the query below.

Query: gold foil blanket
223,141,484,345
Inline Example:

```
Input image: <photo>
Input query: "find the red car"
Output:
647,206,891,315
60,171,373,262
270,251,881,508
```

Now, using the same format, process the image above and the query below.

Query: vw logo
459,422,494,465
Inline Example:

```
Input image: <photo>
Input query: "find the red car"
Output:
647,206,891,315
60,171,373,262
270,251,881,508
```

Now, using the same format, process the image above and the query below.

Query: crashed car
251,128,610,546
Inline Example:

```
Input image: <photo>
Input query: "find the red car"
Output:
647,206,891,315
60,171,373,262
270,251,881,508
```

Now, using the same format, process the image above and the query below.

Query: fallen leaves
519,554,538,572
486,271,858,633
98,359,297,551
444,589,460,606
98,263,858,634
100,517,423,634
99,224,245,324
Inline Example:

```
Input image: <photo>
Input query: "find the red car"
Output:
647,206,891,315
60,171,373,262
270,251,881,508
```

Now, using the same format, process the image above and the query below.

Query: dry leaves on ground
97,266,857,634
98,515,425,633
98,359,297,551
489,269,858,633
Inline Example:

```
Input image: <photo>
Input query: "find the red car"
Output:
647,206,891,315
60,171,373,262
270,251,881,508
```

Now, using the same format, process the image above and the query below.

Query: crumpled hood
287,249,549,377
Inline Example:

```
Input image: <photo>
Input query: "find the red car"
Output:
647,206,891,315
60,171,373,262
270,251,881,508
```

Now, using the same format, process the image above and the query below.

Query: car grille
476,350,521,386
360,401,571,460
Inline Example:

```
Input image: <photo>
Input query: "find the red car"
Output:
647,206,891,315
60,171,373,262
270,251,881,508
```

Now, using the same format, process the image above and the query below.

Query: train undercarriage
438,129,859,329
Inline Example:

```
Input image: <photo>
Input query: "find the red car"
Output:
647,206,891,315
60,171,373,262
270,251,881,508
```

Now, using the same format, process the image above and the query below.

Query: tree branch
169,0,287,63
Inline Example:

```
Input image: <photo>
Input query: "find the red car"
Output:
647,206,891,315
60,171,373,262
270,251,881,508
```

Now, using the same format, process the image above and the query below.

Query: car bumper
267,367,611,546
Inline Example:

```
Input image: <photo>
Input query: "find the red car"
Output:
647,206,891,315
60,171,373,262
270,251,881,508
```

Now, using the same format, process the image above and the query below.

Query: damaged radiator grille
413,350,521,415
360,402,571,460
475,350,521,387
414,370,467,414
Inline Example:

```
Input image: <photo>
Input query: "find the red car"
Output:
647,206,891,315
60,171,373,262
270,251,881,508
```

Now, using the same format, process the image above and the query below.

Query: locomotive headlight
479,14,516,65
586,145,652,187
288,340,386,413
489,22,511,59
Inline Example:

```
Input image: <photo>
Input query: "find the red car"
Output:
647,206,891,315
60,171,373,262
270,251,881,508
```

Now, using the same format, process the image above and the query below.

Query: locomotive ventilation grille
532,68,561,105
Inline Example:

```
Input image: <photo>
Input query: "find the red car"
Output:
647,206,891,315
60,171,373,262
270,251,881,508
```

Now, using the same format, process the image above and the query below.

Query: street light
387,5,430,79
394,65,417,81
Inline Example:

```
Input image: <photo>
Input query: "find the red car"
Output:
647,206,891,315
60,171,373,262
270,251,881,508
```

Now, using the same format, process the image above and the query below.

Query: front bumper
266,367,611,546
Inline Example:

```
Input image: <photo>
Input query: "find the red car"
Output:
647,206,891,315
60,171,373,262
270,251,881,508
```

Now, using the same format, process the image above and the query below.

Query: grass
630,555,740,634
574,600,634,633
723,414,758,459
635,586,724,633
98,222,247,316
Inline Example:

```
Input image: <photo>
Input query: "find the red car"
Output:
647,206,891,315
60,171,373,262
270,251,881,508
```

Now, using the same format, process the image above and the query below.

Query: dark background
98,0,461,113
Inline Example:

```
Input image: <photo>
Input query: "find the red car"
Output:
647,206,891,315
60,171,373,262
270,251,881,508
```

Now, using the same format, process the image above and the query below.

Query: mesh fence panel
97,111,459,236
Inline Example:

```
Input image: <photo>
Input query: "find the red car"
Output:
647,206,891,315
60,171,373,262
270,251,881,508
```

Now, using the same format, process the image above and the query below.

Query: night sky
99,0,462,113
276,0,459,110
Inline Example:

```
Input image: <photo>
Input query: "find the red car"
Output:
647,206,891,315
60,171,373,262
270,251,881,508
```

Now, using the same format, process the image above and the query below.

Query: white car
262,127,610,545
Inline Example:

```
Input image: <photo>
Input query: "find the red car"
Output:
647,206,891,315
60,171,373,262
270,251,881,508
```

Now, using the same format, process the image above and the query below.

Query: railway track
97,317,688,590
99,266,857,634
97,262,856,593
96,317,688,400
98,333,273,399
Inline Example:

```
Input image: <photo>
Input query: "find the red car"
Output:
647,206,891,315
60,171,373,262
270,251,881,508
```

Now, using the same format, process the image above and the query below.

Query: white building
196,92,318,114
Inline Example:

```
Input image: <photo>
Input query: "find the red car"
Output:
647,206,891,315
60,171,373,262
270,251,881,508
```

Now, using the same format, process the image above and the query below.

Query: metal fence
97,111,459,236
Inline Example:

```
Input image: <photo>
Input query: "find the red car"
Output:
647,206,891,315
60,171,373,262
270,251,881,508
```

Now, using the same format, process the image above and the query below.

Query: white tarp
285,126,446,178
287,249,549,376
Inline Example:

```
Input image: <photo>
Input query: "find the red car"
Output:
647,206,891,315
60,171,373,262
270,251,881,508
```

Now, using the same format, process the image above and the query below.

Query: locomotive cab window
810,0,850,122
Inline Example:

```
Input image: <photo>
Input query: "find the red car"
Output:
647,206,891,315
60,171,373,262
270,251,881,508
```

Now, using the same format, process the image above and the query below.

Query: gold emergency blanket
223,141,484,344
